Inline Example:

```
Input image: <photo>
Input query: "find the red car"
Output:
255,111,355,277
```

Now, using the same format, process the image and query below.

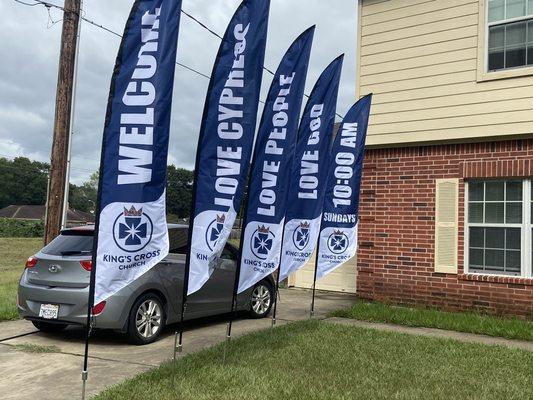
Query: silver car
18,224,274,344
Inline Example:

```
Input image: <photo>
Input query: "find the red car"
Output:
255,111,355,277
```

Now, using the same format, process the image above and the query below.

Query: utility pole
44,0,81,244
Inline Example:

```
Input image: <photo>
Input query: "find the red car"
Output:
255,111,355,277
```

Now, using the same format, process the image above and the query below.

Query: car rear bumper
18,271,130,331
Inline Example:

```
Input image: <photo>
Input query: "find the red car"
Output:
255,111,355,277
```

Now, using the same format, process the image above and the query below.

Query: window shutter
434,179,459,273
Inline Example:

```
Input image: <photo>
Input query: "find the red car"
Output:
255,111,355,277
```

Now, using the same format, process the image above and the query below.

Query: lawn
95,320,533,400
0,237,42,321
331,300,533,342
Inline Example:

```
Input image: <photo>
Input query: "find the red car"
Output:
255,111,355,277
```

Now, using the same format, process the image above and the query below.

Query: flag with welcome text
93,0,182,305
237,27,315,293
279,55,344,282
187,0,270,295
315,94,372,279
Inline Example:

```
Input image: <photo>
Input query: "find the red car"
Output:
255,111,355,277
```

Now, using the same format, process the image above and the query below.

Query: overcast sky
2,0,357,184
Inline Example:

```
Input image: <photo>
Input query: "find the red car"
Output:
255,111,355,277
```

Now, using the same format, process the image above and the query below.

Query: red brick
357,139,533,318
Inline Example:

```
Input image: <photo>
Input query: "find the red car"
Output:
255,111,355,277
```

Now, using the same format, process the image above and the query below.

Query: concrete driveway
0,288,355,400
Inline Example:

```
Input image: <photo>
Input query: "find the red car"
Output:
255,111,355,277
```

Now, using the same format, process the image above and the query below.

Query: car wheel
31,320,68,333
127,293,165,345
249,281,273,318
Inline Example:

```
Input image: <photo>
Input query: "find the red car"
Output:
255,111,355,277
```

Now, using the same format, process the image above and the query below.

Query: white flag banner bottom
95,193,169,304
238,219,285,293
316,224,357,280
188,207,237,295
279,215,321,282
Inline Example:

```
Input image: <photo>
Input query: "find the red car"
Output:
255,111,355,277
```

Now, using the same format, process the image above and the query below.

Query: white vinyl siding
465,179,533,277
434,179,459,273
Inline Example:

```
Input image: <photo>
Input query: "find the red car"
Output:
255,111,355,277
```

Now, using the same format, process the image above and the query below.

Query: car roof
62,223,188,233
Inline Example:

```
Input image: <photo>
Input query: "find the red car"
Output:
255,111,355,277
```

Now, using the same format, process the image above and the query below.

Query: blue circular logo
112,206,153,253
205,214,226,251
251,225,275,260
292,221,310,251
327,230,349,254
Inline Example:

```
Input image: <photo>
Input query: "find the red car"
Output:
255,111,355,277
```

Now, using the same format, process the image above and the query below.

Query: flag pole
82,2,139,395
309,222,322,318
81,70,107,400
81,221,98,400
270,218,289,327
270,260,282,327
173,152,201,364
223,187,250,363
81,65,106,400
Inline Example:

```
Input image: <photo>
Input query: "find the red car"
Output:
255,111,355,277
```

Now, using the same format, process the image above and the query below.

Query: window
466,179,532,277
42,230,93,256
487,0,533,71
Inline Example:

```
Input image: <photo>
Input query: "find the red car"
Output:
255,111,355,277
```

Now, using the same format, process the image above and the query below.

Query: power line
14,0,345,116
14,0,214,81
180,8,340,113
181,9,222,40
13,0,41,6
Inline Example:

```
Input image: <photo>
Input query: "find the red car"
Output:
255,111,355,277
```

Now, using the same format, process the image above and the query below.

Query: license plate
39,304,59,319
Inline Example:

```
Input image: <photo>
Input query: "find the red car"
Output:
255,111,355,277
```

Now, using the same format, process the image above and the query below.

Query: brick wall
357,138,533,318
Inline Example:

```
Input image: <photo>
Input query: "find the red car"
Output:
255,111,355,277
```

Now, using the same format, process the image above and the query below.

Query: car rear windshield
41,227,189,256
41,230,94,256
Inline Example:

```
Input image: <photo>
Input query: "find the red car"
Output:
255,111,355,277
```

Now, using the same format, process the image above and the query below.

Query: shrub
0,218,44,238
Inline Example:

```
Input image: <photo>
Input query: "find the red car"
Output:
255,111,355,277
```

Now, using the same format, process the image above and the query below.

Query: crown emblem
258,224,270,234
333,229,344,236
299,221,310,229
216,214,226,223
123,206,142,217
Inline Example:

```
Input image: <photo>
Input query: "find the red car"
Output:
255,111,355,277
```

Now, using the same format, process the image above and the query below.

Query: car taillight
92,301,106,315
25,256,38,268
79,260,92,271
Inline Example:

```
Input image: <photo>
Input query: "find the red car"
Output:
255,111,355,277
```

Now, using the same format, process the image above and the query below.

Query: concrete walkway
325,317,533,352
0,288,355,400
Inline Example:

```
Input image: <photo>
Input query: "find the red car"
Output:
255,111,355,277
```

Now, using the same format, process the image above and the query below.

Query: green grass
331,300,533,342
0,237,42,321
12,343,60,353
94,320,532,400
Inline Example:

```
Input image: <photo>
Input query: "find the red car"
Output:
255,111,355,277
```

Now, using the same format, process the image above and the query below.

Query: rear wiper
60,250,93,256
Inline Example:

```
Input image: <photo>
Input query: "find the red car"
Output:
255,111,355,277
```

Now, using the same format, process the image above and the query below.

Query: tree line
0,157,194,218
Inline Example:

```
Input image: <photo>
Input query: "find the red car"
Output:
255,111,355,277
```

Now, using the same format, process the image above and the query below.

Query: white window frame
477,0,533,81
464,179,532,278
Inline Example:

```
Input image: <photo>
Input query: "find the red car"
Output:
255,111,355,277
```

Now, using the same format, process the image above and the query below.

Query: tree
68,171,98,213
166,166,193,218
0,156,193,217
0,157,49,209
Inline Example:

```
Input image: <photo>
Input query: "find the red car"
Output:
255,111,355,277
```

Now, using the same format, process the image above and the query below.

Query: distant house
0,205,94,226
291,0,533,318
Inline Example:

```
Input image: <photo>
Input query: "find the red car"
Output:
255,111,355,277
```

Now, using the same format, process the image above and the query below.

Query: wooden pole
44,0,81,244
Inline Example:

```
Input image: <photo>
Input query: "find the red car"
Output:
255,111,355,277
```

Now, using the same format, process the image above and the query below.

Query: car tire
31,320,68,333
127,293,165,345
249,281,273,319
